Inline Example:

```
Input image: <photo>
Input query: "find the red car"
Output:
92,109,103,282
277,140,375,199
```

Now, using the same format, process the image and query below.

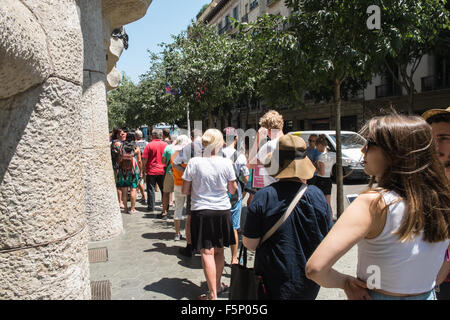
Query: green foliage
238,14,308,108
286,0,380,92
107,0,449,129
107,74,139,130
371,0,450,113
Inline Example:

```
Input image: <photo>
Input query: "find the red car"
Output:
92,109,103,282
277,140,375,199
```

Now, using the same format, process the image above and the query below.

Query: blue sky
116,0,210,84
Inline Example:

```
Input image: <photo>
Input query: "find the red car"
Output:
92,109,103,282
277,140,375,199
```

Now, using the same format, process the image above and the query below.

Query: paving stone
89,190,358,300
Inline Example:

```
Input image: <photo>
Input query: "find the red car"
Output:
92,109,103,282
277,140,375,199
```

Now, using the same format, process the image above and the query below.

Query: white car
288,130,368,181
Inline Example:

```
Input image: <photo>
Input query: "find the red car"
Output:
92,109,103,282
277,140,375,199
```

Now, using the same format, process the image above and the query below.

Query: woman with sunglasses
305,114,450,300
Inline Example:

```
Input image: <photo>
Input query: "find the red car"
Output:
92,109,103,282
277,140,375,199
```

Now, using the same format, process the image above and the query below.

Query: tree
157,23,254,128
373,0,450,114
285,0,381,217
107,74,140,130
237,13,309,110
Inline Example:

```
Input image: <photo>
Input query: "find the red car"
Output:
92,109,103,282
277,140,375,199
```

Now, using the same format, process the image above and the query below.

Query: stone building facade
0,0,152,299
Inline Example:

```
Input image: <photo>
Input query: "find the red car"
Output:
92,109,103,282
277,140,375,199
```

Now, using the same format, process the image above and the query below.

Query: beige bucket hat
264,134,316,180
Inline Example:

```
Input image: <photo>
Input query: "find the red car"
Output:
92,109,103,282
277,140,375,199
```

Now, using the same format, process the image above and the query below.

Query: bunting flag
195,82,207,100
165,82,172,94
165,82,181,95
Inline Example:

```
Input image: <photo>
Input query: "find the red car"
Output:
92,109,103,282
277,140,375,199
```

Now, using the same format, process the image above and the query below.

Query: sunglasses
362,139,377,153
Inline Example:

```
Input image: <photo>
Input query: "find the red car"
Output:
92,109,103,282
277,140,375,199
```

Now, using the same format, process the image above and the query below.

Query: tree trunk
245,97,250,129
334,78,344,219
407,80,414,115
187,102,191,134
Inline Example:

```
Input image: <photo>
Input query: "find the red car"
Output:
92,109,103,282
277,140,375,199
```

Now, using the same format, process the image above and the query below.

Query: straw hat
421,106,450,121
172,135,190,151
264,134,316,180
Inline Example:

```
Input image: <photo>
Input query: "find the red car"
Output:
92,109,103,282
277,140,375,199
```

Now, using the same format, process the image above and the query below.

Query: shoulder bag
229,184,308,300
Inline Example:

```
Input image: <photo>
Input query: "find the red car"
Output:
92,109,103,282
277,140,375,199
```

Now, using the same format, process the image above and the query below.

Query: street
89,180,369,300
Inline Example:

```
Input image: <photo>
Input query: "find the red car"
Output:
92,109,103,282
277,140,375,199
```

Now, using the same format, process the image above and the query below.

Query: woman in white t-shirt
182,128,238,300
315,134,336,219
306,114,450,300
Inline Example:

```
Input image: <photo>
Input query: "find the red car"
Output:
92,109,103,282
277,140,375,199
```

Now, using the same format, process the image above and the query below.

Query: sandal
129,209,136,215
198,283,229,300
218,283,229,295
198,292,213,300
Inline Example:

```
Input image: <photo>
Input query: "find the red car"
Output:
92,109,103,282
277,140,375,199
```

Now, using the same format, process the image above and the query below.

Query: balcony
250,0,259,11
421,75,450,92
375,83,402,98
241,13,248,23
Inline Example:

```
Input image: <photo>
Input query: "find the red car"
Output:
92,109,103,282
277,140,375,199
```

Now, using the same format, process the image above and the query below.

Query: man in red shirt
142,129,168,212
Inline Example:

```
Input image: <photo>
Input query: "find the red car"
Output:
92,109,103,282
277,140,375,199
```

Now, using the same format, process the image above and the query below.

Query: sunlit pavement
89,181,368,300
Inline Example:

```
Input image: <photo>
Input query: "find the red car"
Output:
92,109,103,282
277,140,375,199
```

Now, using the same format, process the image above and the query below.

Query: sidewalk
89,192,356,300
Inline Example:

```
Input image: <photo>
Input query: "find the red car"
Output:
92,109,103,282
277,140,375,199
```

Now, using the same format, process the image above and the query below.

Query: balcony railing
421,75,450,92
241,13,248,23
219,23,233,34
250,0,259,11
375,83,402,98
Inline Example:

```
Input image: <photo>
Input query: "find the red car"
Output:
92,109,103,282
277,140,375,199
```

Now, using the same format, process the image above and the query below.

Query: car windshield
329,133,366,149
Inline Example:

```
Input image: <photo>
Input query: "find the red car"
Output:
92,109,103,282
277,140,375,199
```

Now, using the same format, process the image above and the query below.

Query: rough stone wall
0,0,90,299
0,0,152,299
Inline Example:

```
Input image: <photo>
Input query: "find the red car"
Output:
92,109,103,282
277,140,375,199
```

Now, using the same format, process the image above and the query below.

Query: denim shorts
230,199,242,230
368,289,436,300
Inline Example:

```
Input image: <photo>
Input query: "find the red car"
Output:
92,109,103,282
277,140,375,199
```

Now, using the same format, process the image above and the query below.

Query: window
311,118,330,130
233,6,239,20
250,0,259,11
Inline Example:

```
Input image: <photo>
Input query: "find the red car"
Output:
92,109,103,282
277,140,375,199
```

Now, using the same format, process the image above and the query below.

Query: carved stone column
0,0,90,299
79,0,123,242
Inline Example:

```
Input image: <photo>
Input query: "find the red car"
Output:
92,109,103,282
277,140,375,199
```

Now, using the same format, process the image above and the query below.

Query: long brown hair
360,114,450,243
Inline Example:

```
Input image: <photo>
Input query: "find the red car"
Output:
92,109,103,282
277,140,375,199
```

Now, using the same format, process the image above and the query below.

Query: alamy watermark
367,5,381,30
177,121,281,175
366,265,381,290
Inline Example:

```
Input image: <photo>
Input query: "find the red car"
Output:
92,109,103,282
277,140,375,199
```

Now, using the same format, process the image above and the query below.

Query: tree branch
384,61,405,89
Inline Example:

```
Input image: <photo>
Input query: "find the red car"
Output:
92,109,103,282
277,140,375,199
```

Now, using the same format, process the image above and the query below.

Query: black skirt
315,176,332,195
190,209,236,251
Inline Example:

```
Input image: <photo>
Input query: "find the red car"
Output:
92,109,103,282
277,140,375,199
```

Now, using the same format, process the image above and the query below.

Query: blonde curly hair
259,110,284,130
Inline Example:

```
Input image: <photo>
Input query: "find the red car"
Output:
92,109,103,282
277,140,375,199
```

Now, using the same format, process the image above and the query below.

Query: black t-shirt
243,181,332,300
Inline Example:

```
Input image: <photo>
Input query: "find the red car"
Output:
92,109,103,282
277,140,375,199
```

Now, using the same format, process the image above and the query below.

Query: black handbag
229,184,308,300
229,245,261,300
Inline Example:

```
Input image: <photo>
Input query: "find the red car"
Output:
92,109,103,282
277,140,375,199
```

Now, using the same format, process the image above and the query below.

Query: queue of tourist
109,107,450,300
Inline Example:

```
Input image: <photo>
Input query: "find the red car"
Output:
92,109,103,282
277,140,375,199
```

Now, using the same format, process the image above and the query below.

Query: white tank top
357,190,449,294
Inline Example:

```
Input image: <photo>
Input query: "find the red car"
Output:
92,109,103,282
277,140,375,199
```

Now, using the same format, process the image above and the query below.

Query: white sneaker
174,234,182,241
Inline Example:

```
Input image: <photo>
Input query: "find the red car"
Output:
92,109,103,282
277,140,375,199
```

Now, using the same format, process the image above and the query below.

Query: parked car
288,130,369,181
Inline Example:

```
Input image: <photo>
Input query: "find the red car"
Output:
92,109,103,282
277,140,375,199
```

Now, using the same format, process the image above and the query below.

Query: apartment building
197,0,290,33
196,0,450,132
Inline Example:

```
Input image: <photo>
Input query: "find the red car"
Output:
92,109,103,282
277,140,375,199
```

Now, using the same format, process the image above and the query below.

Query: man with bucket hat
422,106,450,300
242,134,332,299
